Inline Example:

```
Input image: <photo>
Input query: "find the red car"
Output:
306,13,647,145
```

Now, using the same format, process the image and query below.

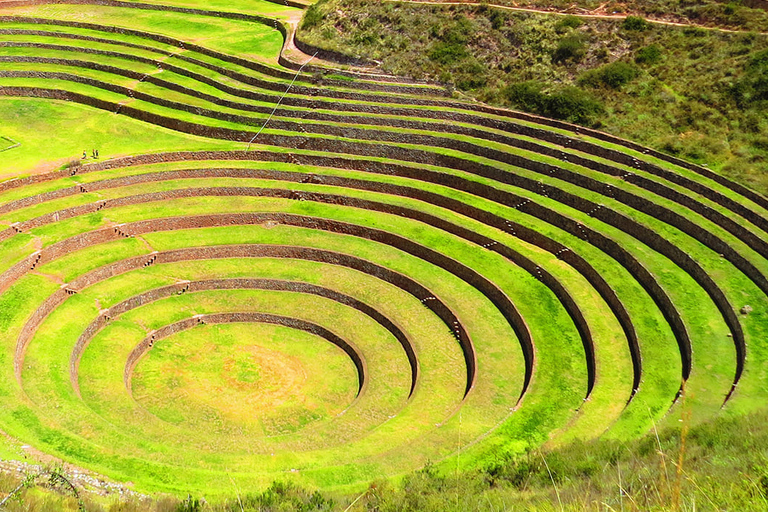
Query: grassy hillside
299,0,768,193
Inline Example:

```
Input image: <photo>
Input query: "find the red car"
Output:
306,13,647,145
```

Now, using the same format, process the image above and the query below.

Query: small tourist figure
82,150,87,159
91,149,96,158
96,149,99,158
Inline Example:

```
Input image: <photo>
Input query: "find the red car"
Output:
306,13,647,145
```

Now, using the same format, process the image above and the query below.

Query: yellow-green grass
131,323,359,436
1,4,287,63
0,143,724,420
0,175,612,484
1,149,742,414
31,286,418,449
0,159,684,438
0,125,760,492
8,233,526,490
0,98,239,179
0,193,624,465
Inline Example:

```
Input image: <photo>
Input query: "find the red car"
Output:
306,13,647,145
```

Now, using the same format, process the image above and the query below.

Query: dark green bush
623,15,650,31
545,86,604,123
429,42,468,64
489,9,508,30
580,61,640,89
503,82,603,124
635,44,662,65
731,49,768,107
554,15,583,33
503,81,547,112
552,35,586,63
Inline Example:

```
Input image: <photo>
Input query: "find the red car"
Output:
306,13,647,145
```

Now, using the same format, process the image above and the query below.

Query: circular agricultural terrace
0,0,767,494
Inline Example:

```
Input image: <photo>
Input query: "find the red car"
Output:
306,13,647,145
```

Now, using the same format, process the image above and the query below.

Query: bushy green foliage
428,15,473,65
554,14,583,33
504,81,603,123
635,44,662,64
428,42,467,64
623,15,650,31
731,49,768,107
552,34,587,63
580,61,640,88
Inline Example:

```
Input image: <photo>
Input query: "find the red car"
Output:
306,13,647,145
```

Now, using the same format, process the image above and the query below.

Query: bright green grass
131,323,359,436
12,242,520,490
0,124,756,492
75,288,416,445
0,160,677,440
3,4,287,61
0,98,238,179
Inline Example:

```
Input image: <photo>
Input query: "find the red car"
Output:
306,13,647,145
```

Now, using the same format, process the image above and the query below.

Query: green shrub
503,81,603,124
489,9,508,30
635,44,662,65
623,15,650,31
455,61,487,90
429,42,468,64
503,81,547,112
552,35,586,63
554,15,583,33
580,61,640,89
545,86,604,123
731,49,768,107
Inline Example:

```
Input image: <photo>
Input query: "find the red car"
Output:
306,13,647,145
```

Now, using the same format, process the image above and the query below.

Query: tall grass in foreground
3,406,768,511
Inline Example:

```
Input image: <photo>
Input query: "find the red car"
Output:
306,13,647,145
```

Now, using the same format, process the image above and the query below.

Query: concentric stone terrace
0,0,767,494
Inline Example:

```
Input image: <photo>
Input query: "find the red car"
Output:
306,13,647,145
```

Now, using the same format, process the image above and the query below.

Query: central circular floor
130,323,360,436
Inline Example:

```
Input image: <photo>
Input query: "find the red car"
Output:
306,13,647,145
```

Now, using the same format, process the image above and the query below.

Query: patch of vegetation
580,60,640,88
552,34,587,63
635,43,663,64
299,1,768,192
554,14,583,33
503,81,604,123
623,15,650,31
301,3,325,31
